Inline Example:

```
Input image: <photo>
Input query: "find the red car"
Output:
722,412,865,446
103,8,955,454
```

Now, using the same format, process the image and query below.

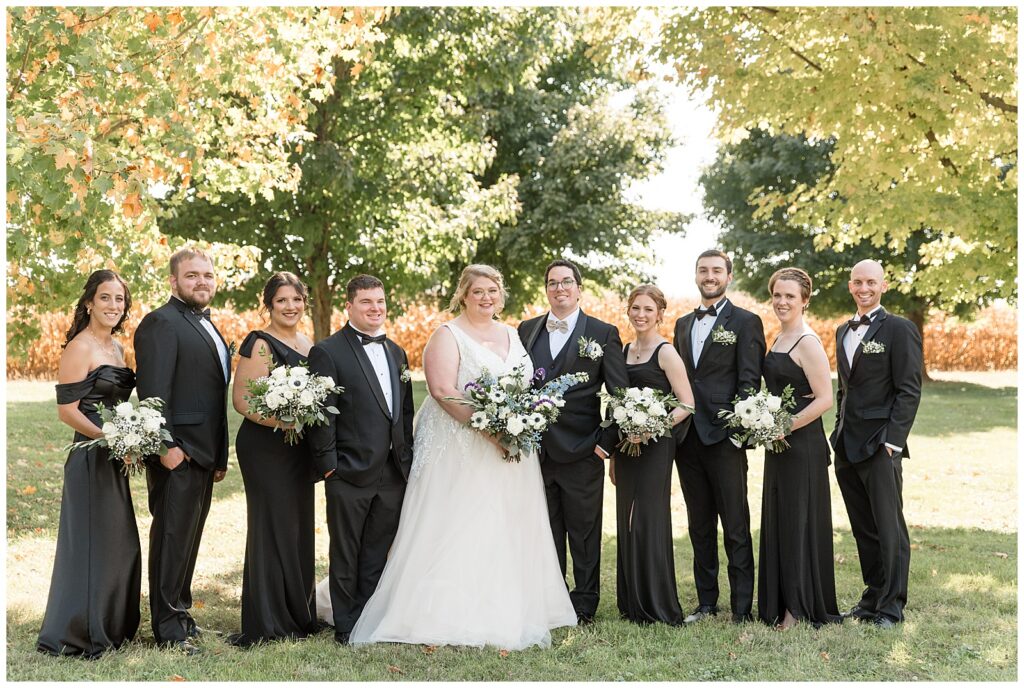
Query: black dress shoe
872,615,897,629
683,605,718,624
335,631,351,645
576,613,596,626
731,613,753,624
168,639,201,656
842,605,876,621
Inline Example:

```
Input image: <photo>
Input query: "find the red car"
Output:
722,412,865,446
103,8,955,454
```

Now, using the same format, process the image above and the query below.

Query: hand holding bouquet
66,397,172,477
599,386,691,457
245,363,343,445
448,364,589,462
717,386,797,452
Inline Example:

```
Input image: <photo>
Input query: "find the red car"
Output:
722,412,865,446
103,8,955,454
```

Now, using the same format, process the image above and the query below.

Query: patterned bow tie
546,318,569,334
848,314,872,330
193,308,211,320
360,333,387,346
694,304,717,320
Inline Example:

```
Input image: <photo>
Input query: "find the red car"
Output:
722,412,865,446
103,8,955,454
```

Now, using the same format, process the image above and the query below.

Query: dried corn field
7,295,1016,379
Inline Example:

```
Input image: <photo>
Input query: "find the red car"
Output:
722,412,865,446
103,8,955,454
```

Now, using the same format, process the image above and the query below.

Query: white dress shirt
842,305,883,369
691,298,727,365
351,326,394,416
547,307,581,360
842,306,900,453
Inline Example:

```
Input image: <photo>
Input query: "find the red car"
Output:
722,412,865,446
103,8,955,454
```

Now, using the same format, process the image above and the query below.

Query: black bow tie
193,308,211,320
694,304,717,320
360,333,387,346
848,314,872,330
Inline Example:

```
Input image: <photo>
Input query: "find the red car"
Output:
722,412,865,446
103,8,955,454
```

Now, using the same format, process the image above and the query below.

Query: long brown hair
63,270,132,347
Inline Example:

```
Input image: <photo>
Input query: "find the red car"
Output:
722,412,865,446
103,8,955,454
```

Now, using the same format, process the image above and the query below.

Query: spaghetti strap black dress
615,342,684,626
38,365,142,658
758,335,842,628
231,331,318,646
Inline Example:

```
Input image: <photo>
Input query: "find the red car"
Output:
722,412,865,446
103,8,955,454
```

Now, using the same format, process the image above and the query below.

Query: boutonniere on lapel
861,340,886,354
711,326,737,345
400,364,413,383
228,341,238,358
578,336,603,360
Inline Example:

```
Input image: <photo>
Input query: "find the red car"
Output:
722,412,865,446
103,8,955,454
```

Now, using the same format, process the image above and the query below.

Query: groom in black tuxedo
831,259,922,628
518,259,628,624
672,249,765,625
135,247,231,654
307,274,414,645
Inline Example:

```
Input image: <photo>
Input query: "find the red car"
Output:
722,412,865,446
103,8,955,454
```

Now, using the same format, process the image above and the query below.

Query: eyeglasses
546,278,577,290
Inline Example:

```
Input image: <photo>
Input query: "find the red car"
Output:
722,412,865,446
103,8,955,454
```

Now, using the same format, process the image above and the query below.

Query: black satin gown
758,337,842,628
615,342,684,625
232,331,317,646
38,365,142,658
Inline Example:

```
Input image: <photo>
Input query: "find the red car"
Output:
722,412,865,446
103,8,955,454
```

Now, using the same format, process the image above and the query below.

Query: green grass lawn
6,373,1017,680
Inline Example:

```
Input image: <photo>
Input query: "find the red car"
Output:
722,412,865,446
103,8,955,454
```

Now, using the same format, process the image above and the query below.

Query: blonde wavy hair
447,264,507,314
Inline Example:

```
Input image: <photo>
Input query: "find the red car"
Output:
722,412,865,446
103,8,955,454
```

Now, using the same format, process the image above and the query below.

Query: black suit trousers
675,430,754,615
834,446,910,622
541,451,605,617
324,458,405,635
146,459,214,643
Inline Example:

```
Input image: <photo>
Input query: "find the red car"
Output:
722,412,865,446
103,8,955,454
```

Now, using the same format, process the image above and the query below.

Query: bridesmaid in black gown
229,272,318,647
38,270,141,658
758,268,842,629
611,285,694,625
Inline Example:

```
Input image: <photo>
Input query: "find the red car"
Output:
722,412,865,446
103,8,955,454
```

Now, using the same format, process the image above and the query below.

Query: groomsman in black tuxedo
307,274,414,645
672,249,765,625
135,247,231,654
518,259,628,624
831,259,922,628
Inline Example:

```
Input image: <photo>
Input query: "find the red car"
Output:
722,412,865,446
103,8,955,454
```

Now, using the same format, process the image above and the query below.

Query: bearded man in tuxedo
135,246,231,655
672,249,765,625
831,259,922,629
518,259,628,625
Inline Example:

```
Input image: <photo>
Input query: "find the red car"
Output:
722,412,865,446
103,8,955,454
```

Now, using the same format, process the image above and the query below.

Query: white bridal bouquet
599,386,691,457
717,386,797,452
449,364,589,462
66,397,172,477
245,363,343,445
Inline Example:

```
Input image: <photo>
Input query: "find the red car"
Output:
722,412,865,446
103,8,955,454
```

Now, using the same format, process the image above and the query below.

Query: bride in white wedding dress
346,264,577,650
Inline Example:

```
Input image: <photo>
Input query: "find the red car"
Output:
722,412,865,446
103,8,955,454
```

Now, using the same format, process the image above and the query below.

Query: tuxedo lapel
561,311,589,372
678,312,696,372
525,315,546,353
177,302,224,378
836,323,852,380
850,308,887,376
343,326,392,419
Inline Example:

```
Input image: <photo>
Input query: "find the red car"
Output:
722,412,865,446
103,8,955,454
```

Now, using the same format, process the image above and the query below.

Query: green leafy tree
467,17,687,310
661,6,1017,307
160,8,547,339
701,128,994,378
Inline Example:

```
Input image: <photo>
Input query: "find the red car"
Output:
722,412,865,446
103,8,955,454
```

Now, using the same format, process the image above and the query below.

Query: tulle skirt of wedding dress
348,398,577,650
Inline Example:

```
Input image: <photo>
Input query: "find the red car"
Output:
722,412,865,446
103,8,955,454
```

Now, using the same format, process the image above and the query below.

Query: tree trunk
308,263,334,343
905,304,932,382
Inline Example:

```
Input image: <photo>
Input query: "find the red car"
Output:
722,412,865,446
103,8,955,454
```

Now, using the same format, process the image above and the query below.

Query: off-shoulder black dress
231,331,317,646
37,365,142,657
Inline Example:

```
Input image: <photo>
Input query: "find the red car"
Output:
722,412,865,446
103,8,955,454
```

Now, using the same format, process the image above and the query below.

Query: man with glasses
518,259,628,625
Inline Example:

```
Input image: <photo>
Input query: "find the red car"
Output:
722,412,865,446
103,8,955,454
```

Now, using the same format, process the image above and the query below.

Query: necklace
87,329,118,358
267,328,301,351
